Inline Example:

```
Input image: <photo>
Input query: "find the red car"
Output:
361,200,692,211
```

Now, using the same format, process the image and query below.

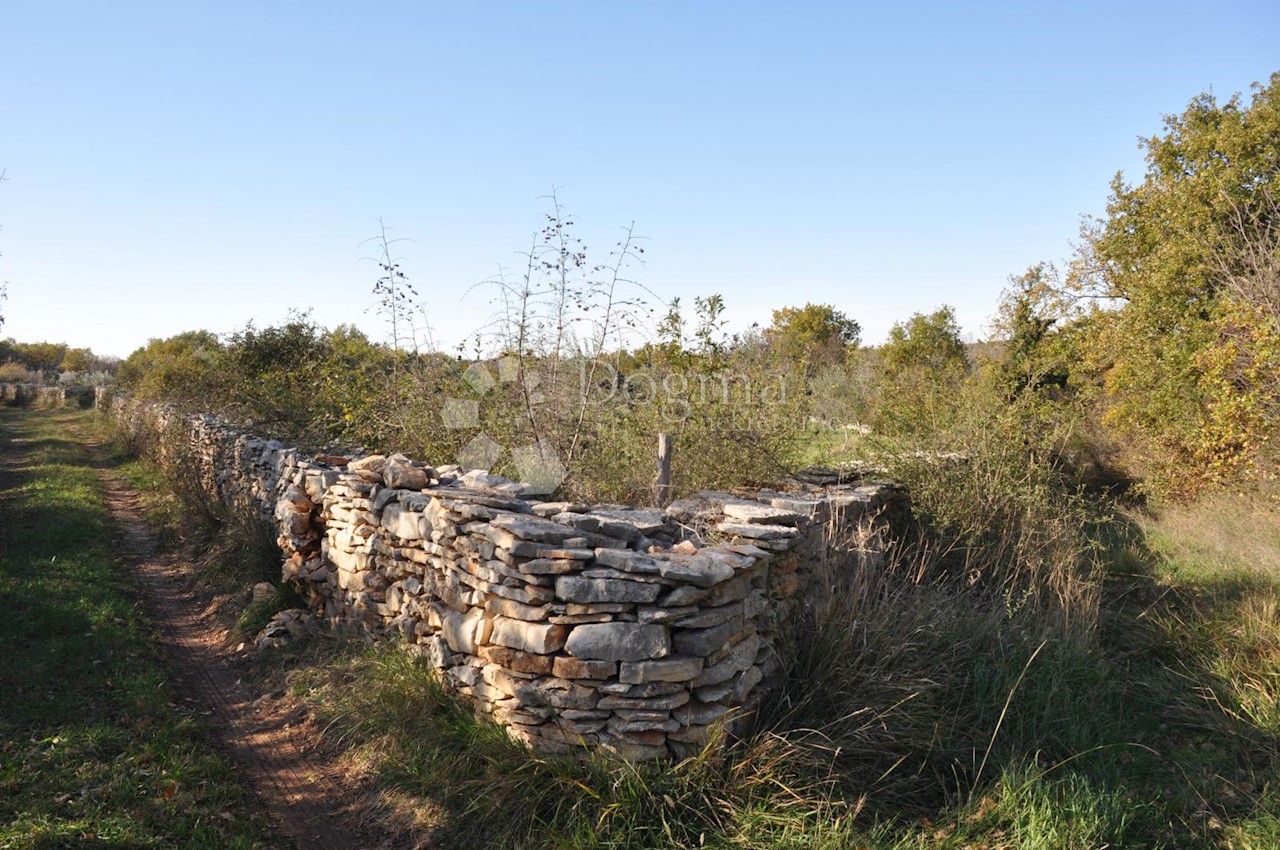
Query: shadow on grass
1076,510,1280,842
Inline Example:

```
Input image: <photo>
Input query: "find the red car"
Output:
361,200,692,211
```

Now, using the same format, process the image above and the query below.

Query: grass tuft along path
0,407,271,849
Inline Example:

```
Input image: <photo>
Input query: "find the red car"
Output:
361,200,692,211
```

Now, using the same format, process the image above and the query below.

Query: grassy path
0,407,271,849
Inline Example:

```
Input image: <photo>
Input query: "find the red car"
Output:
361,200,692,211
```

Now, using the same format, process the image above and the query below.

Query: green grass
83,413,280,597
291,646,872,849
786,422,873,469
0,407,270,849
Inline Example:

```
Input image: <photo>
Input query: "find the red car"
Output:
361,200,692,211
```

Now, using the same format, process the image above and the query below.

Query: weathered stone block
518,558,583,576
673,700,731,727
553,656,618,680
670,602,744,629
732,664,764,703
768,497,823,518
490,616,568,654
491,514,576,544
555,576,661,604
482,664,535,697
384,454,429,490
693,633,760,687
517,677,600,710
673,621,752,658
557,717,608,734
654,555,733,587
607,715,679,733
597,691,689,710
348,454,385,473
480,646,556,675
599,681,686,697
613,709,671,722
589,508,667,534
598,738,669,761
422,635,453,669
705,571,757,607
565,602,632,614
565,622,670,662
534,547,596,560
281,510,311,537
637,605,699,624
440,607,490,654
548,613,613,625
658,585,711,606
619,656,704,684
486,581,554,606
530,501,588,517
722,502,803,525
592,548,661,573
693,680,735,703
484,597,551,621
715,521,798,541
580,567,667,584
381,504,424,541
669,723,715,745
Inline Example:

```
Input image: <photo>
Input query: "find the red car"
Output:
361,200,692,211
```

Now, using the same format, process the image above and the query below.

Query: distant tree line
0,338,119,386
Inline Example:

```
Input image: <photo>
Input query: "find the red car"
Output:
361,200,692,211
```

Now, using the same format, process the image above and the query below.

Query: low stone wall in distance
106,395,909,760
1,383,94,409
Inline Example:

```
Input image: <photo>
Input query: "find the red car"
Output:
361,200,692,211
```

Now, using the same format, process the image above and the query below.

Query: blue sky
1,1,1277,358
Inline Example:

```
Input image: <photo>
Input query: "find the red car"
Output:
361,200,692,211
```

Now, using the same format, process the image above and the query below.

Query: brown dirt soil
92,454,399,850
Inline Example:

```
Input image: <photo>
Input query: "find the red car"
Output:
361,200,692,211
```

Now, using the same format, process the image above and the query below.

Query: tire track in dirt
92,456,386,850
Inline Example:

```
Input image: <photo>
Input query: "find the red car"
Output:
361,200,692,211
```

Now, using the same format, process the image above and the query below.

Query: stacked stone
105,395,909,761
0,383,66,407
254,608,315,649
280,460,904,760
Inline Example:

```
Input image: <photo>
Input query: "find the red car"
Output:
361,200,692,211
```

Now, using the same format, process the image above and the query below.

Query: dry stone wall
1,383,93,408
106,394,909,760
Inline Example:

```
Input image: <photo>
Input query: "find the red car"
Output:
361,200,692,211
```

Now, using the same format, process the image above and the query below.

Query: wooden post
655,432,673,508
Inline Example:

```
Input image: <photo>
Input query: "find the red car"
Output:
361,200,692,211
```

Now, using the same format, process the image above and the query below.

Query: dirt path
92,453,387,850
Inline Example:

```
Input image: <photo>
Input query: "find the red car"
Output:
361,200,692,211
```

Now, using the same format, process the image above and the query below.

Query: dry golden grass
1140,491,1280,580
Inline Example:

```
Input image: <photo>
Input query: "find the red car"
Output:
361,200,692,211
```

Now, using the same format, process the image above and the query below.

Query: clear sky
2,1,1277,358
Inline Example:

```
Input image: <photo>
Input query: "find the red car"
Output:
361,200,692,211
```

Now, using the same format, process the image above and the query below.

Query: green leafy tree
766,303,860,373
59,347,95,374
995,264,1071,395
881,305,967,378
1069,73,1280,494
117,331,226,405
9,340,69,376
219,317,344,438
873,305,969,438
